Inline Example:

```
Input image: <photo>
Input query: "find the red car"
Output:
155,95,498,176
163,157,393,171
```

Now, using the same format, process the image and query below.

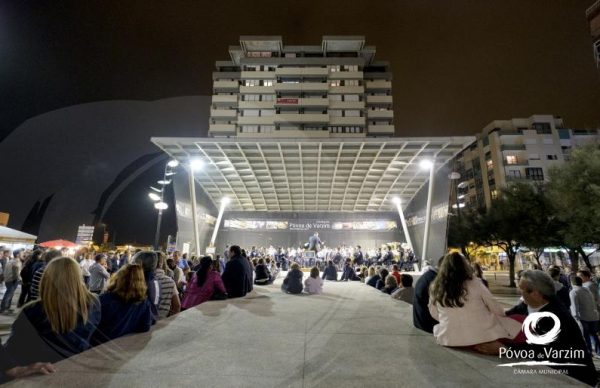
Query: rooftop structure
209,36,394,138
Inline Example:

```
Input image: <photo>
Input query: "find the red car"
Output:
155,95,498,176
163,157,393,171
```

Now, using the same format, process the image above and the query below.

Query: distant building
454,115,600,209
587,0,600,68
209,36,394,138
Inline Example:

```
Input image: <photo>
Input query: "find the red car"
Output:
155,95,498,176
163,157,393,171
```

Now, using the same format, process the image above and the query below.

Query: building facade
209,36,394,138
587,0,600,68
455,115,600,209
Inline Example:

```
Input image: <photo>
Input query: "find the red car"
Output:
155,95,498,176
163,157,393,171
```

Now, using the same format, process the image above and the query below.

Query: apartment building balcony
366,95,393,104
274,97,329,107
275,67,329,77
329,86,365,94
328,71,363,80
273,82,329,92
211,95,238,107
240,71,276,79
239,85,276,94
505,175,534,182
365,80,392,90
367,110,393,119
367,125,395,136
213,80,239,91
210,109,237,119
500,144,526,151
328,100,365,110
504,159,529,166
237,116,276,125
273,113,329,124
238,101,275,109
208,124,236,136
329,116,366,126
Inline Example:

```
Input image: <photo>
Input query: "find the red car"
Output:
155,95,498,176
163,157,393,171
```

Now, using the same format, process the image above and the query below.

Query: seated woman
428,252,522,351
182,256,227,309
365,266,378,287
381,274,398,295
281,263,303,294
254,258,273,285
92,264,154,345
304,267,323,294
391,274,414,304
2,257,101,367
375,268,389,290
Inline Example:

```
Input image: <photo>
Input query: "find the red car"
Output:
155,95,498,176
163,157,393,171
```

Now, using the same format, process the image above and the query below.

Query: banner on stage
223,219,397,231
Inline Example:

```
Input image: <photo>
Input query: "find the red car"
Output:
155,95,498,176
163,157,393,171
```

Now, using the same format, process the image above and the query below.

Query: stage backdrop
216,211,403,254
403,160,453,266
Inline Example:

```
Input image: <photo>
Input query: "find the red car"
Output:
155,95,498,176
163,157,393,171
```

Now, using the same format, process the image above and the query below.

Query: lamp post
392,197,413,252
149,159,178,250
188,158,203,256
210,197,230,248
420,159,435,268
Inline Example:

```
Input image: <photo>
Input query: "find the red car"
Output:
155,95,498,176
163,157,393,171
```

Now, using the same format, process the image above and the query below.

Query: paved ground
5,275,583,387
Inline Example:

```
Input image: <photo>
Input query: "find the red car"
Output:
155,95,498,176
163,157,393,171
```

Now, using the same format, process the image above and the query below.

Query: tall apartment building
209,36,394,138
587,0,600,68
455,115,600,209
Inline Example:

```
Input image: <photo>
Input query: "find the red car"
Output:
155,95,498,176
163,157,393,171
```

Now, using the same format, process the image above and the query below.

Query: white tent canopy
0,225,37,245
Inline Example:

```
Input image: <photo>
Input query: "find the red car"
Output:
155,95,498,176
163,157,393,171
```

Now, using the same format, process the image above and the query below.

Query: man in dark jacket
353,246,364,266
222,245,253,298
503,270,597,386
340,259,360,281
412,256,443,333
322,260,338,281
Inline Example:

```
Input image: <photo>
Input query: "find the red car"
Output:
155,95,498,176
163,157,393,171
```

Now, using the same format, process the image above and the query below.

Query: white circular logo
522,312,561,345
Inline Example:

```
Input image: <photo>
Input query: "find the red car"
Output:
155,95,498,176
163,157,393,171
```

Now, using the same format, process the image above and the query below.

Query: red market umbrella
39,239,78,248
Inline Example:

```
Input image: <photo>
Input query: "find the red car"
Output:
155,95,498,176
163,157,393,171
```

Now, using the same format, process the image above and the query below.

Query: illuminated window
506,155,517,165
330,80,341,87
491,190,498,200
263,80,273,87
486,159,493,170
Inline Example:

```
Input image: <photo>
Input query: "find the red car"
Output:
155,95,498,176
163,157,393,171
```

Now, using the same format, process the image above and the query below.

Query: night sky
2,0,599,142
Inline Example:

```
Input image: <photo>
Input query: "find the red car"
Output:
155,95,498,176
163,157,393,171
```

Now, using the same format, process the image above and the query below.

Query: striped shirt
29,265,46,301
154,269,176,320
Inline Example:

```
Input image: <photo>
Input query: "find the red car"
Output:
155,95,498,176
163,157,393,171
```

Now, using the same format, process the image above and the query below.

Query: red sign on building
276,98,299,104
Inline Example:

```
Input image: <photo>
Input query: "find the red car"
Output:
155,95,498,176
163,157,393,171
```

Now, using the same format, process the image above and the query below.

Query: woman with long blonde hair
92,264,154,344
3,257,101,365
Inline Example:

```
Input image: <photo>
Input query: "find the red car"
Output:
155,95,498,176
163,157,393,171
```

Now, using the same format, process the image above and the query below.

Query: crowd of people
1,244,599,385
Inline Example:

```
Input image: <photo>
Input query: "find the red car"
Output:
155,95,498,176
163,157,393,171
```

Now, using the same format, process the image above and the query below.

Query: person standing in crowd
88,254,110,294
428,252,522,352
2,257,101,367
221,245,253,298
354,246,364,267
92,264,154,345
182,256,227,309
28,250,62,302
0,250,23,314
166,258,185,293
413,256,444,333
578,269,600,355
569,276,600,356
282,263,303,294
79,253,94,289
548,266,570,309
18,250,42,307
304,267,323,294
391,274,414,304
134,251,160,320
0,249,10,291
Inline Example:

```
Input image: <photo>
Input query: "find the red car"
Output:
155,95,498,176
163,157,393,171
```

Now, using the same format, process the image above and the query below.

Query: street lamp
392,197,414,254
210,196,230,247
421,158,435,269
150,159,179,250
188,158,204,255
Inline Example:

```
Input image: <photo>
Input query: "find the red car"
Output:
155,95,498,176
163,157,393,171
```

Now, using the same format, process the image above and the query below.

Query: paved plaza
5,275,582,387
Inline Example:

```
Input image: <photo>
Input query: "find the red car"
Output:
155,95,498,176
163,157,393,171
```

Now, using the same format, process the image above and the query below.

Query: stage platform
8,277,583,387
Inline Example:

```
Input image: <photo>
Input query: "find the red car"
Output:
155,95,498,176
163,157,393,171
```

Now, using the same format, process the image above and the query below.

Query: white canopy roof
152,136,474,212
0,225,37,244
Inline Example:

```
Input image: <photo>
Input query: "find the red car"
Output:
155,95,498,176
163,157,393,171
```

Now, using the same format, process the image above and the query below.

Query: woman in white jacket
304,267,323,294
428,252,522,351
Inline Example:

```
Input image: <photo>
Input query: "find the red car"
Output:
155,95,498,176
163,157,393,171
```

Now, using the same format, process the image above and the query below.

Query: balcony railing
500,144,526,151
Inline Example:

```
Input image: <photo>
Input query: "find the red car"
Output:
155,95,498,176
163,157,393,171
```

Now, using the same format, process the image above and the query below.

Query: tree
447,207,484,261
547,144,600,270
476,183,546,287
